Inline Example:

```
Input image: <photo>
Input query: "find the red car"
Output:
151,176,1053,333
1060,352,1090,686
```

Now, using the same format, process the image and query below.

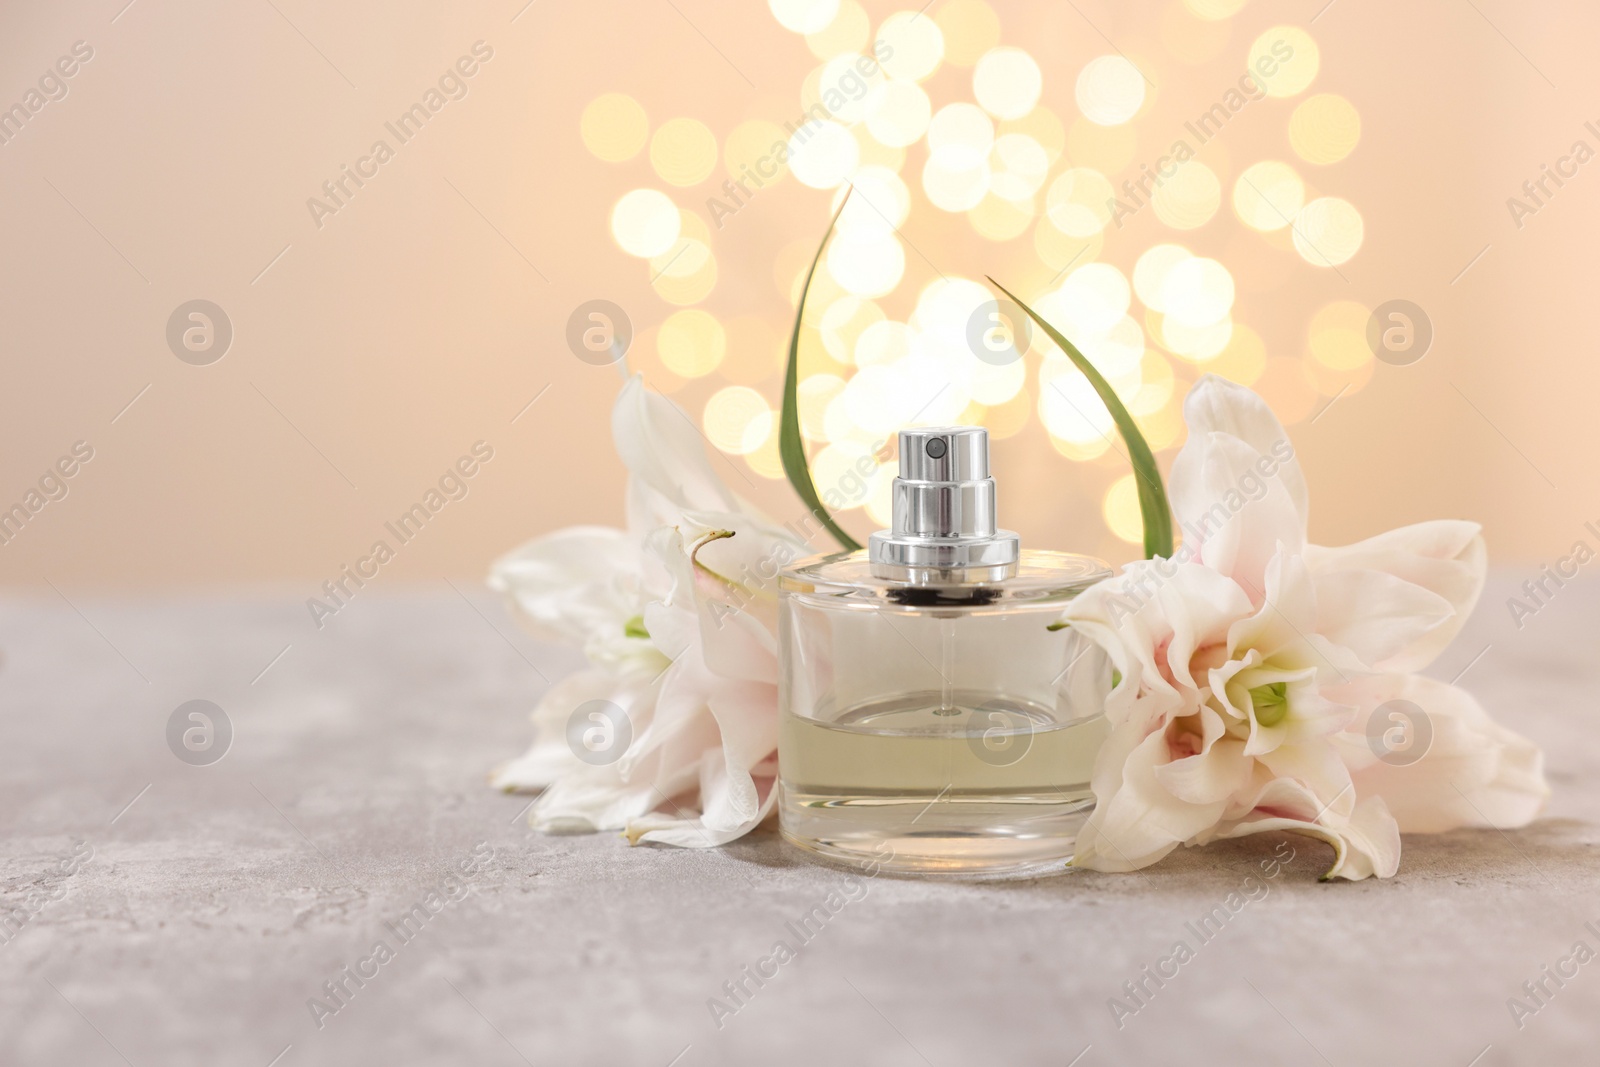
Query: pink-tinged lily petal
1060,378,1538,879
680,507,812,648
1304,520,1487,672
1203,778,1400,880
1058,578,1184,724
623,639,778,801
1255,735,1355,805
613,374,740,528
1322,796,1402,880
646,526,783,686
622,648,780,846
498,376,792,849
1073,721,1234,872
618,643,719,777
1346,674,1548,832
1062,560,1253,720
1308,568,1457,674
1222,550,1368,731
1181,374,1308,529
1169,431,1305,597
1152,711,1253,805
626,752,779,848
1153,566,1255,692
1226,549,1317,661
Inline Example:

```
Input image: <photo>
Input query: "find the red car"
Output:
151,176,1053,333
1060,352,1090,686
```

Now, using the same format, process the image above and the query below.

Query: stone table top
1,575,1595,1066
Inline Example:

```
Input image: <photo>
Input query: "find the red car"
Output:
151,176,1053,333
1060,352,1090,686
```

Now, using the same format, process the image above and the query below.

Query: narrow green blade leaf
781,197,861,553
987,277,1174,559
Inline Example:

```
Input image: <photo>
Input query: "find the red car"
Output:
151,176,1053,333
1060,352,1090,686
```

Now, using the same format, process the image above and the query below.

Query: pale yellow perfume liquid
779,689,1109,875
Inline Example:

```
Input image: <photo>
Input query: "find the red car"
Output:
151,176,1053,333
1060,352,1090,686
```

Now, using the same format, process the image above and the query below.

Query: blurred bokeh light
579,2,1367,553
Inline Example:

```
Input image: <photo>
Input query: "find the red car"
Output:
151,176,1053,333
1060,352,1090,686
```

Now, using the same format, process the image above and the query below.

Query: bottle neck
867,425,1020,579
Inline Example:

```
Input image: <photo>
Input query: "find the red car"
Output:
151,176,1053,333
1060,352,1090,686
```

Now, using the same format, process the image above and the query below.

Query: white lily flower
1065,374,1547,879
489,376,811,847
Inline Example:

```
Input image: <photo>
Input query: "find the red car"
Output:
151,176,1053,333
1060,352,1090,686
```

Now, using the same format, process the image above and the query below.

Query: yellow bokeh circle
1233,160,1305,231
1184,0,1248,19
611,189,680,257
1308,300,1372,370
725,120,790,188
704,386,774,455
771,0,839,35
651,239,718,305
1161,257,1234,328
1046,167,1115,236
973,46,1043,120
1289,93,1361,164
581,93,649,162
1152,161,1221,229
877,11,946,81
1248,27,1319,98
864,79,933,147
1292,197,1363,267
807,0,869,59
1075,55,1146,126
650,117,718,186
788,120,860,188
657,309,726,379
1133,244,1192,312
933,1,1000,67
798,373,847,441
1103,473,1144,545
969,193,1035,241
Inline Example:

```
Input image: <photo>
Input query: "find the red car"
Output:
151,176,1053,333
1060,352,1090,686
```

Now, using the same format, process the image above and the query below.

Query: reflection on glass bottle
778,426,1114,876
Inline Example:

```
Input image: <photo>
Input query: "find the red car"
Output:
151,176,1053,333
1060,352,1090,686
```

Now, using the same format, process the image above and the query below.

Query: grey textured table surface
1,575,1595,1066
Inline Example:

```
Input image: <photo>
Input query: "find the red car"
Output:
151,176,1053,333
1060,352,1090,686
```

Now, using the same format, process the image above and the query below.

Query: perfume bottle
777,426,1114,876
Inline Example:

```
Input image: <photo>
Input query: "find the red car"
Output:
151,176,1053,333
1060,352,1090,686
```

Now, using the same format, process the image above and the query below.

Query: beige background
0,0,1593,592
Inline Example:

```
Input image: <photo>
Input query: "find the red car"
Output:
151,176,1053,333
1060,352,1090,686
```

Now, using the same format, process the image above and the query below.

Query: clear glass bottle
778,426,1114,877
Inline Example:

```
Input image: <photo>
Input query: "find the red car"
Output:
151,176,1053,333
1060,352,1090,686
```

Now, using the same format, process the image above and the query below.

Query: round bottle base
779,789,1094,879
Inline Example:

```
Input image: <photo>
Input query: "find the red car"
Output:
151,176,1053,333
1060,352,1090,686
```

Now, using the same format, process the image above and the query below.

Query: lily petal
1074,720,1233,872
1153,721,1253,805
1180,374,1308,528
1304,520,1487,672
1346,674,1548,832
489,526,657,668
613,374,740,528
489,667,651,792
622,647,780,846
647,525,785,686
1170,431,1305,596
1204,779,1400,880
1226,548,1319,661
1062,560,1253,719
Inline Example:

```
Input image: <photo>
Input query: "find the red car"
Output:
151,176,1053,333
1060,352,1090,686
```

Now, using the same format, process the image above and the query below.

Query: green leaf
781,196,861,553
623,614,650,639
986,277,1174,560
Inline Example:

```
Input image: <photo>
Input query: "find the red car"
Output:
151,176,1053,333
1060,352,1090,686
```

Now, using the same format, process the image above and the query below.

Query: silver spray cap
868,426,1020,578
